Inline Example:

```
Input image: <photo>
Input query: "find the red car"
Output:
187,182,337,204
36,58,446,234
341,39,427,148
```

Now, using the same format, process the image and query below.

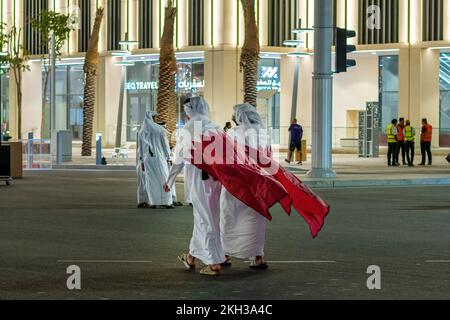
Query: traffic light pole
307,0,336,178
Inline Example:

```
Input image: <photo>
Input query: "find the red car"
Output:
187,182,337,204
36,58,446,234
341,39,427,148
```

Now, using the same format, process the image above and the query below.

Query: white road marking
425,260,450,263
244,260,337,264
57,260,153,264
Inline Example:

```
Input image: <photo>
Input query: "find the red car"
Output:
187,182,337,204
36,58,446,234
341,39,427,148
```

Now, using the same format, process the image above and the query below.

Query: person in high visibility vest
404,120,416,167
419,118,433,166
386,119,399,166
396,118,407,165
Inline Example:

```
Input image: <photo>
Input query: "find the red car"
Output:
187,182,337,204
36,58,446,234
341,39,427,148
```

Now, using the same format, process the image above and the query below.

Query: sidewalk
49,146,450,188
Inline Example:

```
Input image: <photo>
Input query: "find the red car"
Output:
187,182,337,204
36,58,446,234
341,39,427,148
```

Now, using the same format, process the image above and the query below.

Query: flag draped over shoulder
189,131,330,239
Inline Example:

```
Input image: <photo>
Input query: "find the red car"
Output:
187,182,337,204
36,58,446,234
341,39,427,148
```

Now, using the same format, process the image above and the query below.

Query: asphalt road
0,170,449,300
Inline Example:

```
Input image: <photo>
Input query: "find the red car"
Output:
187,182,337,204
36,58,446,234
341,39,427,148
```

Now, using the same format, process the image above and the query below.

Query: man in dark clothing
419,118,433,166
387,119,399,166
396,118,406,165
285,119,304,165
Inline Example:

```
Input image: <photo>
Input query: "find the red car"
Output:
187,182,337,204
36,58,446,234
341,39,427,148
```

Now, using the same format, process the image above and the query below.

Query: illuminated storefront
440,53,450,147
257,57,281,144
42,64,85,140
125,56,205,142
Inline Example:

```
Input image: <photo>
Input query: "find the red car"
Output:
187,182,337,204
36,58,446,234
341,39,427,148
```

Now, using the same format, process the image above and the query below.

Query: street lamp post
283,19,313,122
306,0,336,179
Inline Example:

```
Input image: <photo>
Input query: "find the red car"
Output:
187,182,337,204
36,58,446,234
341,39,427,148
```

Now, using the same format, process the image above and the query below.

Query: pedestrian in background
419,118,433,166
387,119,399,166
285,119,303,165
396,118,406,165
224,122,232,133
404,120,416,167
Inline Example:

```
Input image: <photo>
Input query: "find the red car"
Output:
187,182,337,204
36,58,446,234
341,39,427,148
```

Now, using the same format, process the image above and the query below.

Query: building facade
1,0,450,148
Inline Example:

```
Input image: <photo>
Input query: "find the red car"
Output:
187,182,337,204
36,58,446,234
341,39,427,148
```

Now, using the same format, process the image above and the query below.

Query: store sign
257,66,281,92
126,80,205,91
126,81,158,91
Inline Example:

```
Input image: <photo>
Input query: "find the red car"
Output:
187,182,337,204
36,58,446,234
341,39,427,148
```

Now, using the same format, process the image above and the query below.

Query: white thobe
219,127,268,259
167,121,225,265
137,123,173,206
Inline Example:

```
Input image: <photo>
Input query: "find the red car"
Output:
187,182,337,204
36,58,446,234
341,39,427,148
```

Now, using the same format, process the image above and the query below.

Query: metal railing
22,138,52,170
104,125,450,149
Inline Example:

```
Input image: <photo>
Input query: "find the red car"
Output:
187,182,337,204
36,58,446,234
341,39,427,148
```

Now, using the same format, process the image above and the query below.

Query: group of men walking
136,98,273,275
136,97,330,277
386,118,433,167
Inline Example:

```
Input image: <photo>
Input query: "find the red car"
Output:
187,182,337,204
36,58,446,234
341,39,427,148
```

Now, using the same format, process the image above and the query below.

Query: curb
304,178,450,188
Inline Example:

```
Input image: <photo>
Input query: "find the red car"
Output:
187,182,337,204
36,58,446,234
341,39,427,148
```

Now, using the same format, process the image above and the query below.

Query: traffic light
335,28,356,73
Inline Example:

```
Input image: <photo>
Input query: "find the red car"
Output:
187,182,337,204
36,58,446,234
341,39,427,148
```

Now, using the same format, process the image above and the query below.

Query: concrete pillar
8,69,17,139
398,48,440,147
21,61,43,138
445,0,450,41
307,0,336,178
204,49,242,125
94,56,106,146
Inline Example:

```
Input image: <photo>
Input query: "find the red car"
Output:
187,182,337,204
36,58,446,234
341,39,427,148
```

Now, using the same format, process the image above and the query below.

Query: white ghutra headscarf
233,103,265,130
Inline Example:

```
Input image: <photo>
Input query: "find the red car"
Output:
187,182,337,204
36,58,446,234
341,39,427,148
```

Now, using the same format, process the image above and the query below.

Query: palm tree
240,0,260,107
81,7,104,156
157,0,177,147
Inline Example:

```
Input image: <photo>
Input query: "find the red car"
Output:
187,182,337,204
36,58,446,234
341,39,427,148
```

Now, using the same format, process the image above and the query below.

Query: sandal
200,265,221,276
178,253,195,270
137,203,150,208
249,260,269,270
220,256,232,267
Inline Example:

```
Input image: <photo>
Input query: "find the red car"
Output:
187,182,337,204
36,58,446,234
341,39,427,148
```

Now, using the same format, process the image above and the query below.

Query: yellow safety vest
405,126,415,142
386,124,396,143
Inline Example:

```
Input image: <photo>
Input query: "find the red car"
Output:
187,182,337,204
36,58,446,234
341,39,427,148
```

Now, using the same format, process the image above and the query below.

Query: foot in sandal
220,255,232,267
178,253,196,270
249,256,268,270
200,264,221,276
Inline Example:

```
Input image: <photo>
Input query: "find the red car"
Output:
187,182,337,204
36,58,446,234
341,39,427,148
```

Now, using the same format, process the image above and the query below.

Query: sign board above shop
126,80,205,92
257,66,281,92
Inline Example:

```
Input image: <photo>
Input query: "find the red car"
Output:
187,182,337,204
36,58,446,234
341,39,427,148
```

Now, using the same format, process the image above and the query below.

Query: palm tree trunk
240,0,260,107
81,7,104,156
157,0,177,147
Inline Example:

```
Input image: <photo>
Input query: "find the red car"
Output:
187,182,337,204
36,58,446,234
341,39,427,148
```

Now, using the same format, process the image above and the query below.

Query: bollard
56,131,63,164
27,132,34,169
96,133,102,165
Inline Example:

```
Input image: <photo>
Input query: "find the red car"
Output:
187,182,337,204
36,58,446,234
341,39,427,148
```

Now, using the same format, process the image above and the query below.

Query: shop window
423,0,443,41
379,55,399,145
24,0,48,55
125,58,205,142
107,0,122,51
139,0,153,49
358,0,399,44
188,0,204,46
42,64,85,140
78,0,92,52
268,0,299,47
440,53,450,147
257,58,281,144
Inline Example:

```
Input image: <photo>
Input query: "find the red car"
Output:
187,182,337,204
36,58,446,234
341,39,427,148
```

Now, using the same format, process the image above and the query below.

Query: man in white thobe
220,103,270,269
136,111,174,209
164,97,225,276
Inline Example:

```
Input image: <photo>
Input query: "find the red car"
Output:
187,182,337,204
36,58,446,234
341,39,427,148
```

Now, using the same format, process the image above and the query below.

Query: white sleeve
166,130,186,188
161,130,171,160
167,163,184,188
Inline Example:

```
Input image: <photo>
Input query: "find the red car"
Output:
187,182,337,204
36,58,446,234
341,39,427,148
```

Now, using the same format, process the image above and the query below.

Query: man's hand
163,183,171,193
141,162,145,172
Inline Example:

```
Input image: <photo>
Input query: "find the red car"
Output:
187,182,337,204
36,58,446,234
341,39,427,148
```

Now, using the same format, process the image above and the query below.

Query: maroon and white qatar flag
189,131,330,239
